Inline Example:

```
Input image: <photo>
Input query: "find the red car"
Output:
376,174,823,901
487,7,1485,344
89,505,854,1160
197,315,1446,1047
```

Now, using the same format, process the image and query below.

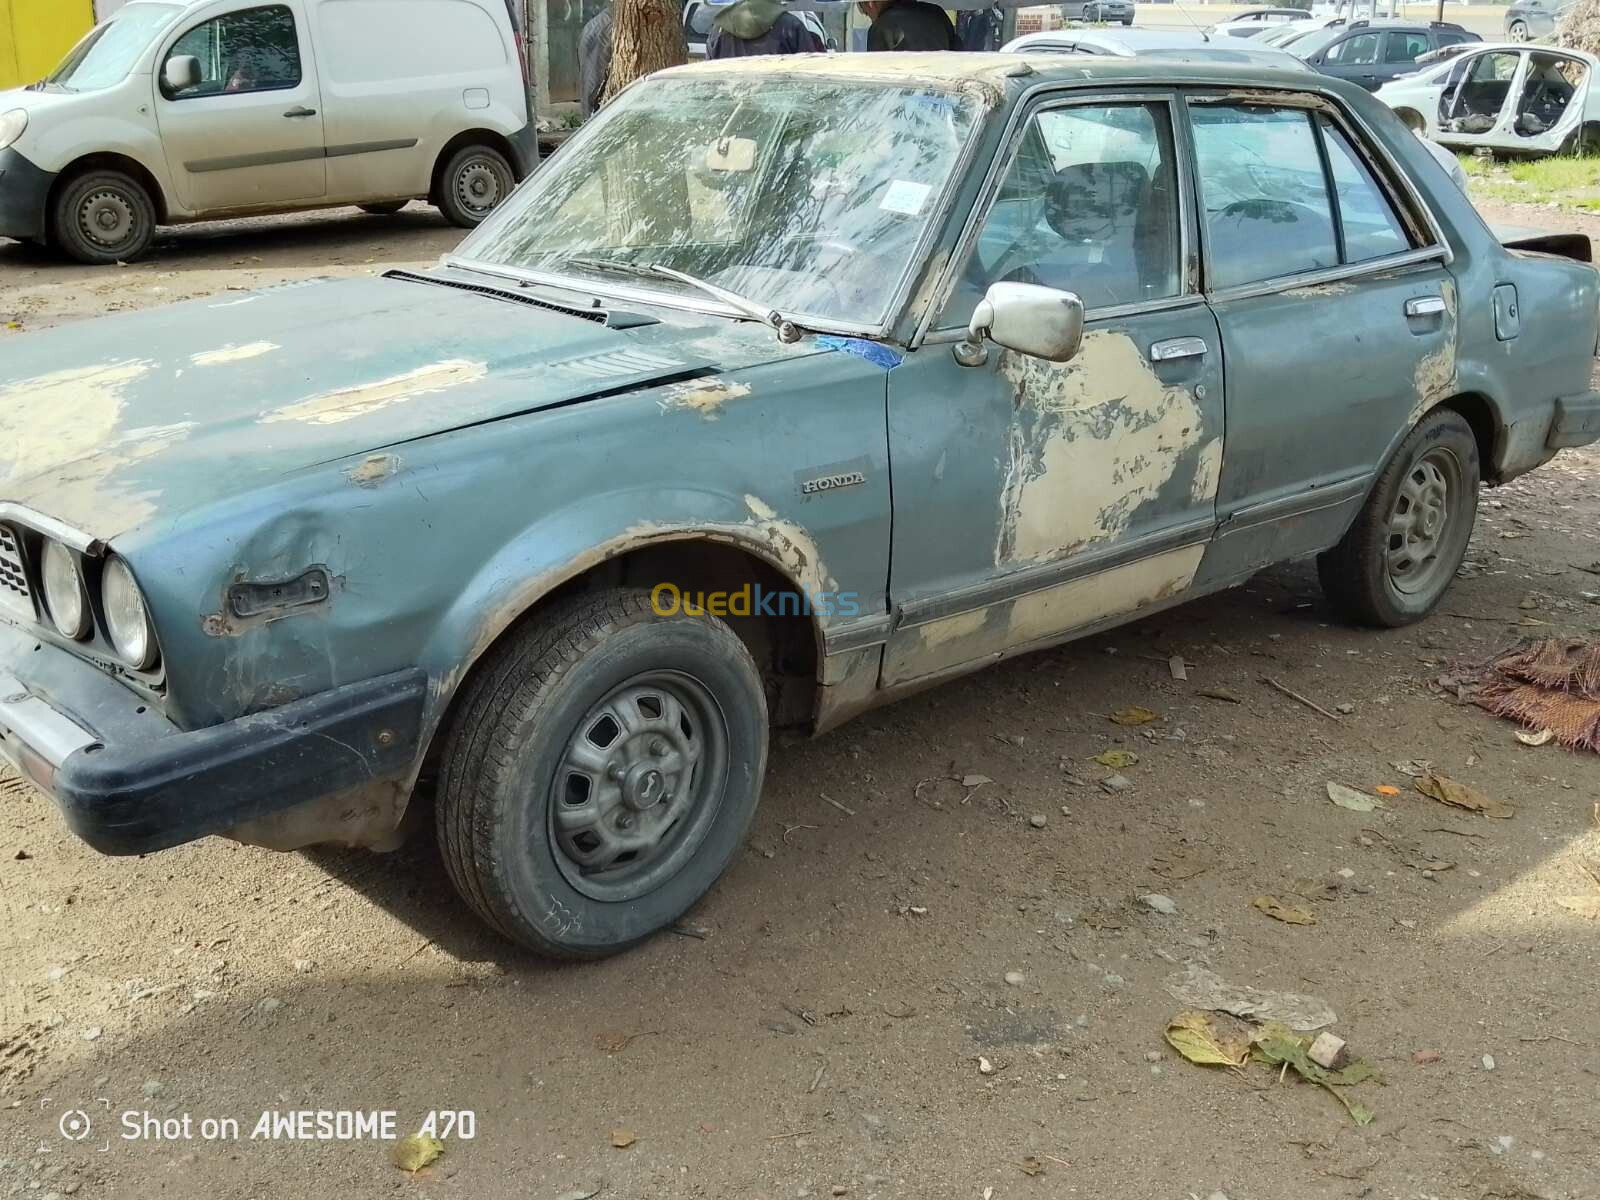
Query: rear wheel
52,169,156,264
358,200,408,216
436,588,769,958
1318,408,1479,628
436,144,515,228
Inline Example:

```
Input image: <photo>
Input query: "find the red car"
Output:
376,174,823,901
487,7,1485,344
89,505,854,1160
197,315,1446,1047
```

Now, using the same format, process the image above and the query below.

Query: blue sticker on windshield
815,336,902,371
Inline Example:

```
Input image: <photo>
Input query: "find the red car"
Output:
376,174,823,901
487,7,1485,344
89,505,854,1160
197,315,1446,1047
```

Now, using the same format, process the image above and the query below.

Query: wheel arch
415,528,829,782
1434,391,1499,479
429,128,522,202
48,151,171,226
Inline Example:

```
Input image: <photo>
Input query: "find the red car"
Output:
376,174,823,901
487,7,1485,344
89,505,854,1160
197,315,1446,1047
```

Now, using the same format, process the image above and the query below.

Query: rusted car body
3,54,1598,955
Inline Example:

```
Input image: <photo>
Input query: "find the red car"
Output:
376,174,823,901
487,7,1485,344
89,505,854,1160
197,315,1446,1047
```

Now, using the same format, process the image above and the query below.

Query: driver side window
944,101,1182,321
162,5,302,100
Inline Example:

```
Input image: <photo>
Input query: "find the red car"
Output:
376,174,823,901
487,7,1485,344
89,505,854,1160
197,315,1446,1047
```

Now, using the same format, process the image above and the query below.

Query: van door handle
283,106,317,118
1150,336,1208,362
1405,296,1447,317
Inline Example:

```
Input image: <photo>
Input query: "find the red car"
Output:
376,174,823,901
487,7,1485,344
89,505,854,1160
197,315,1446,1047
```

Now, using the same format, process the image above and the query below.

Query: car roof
665,51,1344,90
1003,29,1308,68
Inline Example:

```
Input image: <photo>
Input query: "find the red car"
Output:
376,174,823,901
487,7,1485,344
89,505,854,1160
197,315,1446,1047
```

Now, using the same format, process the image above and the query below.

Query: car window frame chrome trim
1181,87,1453,296
910,87,1199,348
444,73,995,344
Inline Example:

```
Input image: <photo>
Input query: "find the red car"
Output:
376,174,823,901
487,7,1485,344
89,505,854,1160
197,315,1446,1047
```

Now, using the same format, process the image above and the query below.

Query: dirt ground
3,200,1600,1200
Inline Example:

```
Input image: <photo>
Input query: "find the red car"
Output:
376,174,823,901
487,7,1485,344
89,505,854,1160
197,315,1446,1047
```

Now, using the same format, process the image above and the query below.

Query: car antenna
1168,0,1211,41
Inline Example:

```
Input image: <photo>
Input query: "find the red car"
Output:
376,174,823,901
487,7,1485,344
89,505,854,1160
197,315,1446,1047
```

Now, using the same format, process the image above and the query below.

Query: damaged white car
1378,42,1600,155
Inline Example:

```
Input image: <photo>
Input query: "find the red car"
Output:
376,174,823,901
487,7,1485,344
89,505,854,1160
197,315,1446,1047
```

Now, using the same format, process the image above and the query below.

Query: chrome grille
0,524,32,618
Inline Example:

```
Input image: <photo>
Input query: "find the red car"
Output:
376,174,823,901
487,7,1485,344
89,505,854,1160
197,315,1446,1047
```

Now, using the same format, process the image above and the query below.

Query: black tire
358,200,409,216
436,144,515,228
1560,122,1600,156
1508,18,1530,41
436,587,769,958
52,169,156,264
1318,408,1479,628
1121,15,1134,23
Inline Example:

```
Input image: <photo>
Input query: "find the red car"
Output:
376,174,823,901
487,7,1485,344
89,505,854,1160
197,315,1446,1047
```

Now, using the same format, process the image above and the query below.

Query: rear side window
1192,103,1418,289
1384,31,1430,64
1318,116,1408,262
317,0,507,85
1190,106,1337,288
1325,32,1381,65
162,5,301,98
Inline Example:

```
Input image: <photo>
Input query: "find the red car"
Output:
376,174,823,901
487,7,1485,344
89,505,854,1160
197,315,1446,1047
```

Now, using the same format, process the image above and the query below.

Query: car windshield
46,3,181,91
458,74,981,329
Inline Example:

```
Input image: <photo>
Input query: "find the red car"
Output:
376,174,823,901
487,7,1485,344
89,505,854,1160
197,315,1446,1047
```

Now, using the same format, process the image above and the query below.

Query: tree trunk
602,0,687,104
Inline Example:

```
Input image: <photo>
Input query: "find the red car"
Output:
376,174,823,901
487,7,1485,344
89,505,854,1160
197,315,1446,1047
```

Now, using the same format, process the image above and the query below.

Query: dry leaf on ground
1093,749,1139,768
1109,706,1159,726
1326,782,1383,812
1250,1022,1378,1126
610,1129,637,1149
1415,771,1514,819
1164,1011,1252,1068
1252,895,1318,925
391,1134,444,1173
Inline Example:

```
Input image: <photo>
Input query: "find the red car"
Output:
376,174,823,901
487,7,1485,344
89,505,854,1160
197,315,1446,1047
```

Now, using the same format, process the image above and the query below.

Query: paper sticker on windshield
880,179,932,216
705,136,756,172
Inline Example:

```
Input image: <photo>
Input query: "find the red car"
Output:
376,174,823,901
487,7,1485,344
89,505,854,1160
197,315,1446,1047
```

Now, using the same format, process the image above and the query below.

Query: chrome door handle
1150,336,1208,362
1405,296,1447,317
283,106,317,118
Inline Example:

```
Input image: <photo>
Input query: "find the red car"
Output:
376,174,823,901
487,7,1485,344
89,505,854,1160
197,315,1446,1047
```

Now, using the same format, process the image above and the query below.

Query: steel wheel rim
548,670,730,902
454,157,504,216
1386,447,1464,596
79,189,136,248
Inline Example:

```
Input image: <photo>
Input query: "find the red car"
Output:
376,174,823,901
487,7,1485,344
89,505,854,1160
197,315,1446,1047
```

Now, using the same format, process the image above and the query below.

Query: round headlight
0,109,26,153
41,540,91,640
102,556,157,669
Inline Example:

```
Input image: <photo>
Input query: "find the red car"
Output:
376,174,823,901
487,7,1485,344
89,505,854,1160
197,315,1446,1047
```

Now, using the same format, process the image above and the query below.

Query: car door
1378,30,1432,87
1186,95,1459,583
882,93,1223,686
1316,30,1387,90
154,0,326,214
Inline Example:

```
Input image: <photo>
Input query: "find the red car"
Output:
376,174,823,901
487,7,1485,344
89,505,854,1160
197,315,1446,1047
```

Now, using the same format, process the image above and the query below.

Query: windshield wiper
562,255,804,343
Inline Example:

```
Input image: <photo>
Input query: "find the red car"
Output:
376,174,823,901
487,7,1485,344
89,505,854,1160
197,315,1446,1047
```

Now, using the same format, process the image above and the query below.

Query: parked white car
0,0,538,263
1377,41,1600,156
1002,27,1309,70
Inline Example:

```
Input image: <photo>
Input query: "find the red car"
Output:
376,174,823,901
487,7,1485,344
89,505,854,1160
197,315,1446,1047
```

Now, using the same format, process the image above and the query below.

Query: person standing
707,0,825,56
578,5,614,118
859,0,957,51
955,3,1002,51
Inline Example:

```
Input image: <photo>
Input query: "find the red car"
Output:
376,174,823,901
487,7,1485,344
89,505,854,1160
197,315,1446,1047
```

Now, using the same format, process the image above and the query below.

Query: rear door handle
1150,336,1208,362
283,106,317,118
1405,296,1447,317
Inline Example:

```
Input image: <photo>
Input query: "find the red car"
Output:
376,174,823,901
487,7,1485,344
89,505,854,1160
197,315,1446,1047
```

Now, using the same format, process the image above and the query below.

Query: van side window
162,5,302,99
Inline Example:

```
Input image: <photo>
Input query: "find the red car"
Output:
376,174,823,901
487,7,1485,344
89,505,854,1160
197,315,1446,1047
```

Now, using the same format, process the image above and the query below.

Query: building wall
0,0,96,87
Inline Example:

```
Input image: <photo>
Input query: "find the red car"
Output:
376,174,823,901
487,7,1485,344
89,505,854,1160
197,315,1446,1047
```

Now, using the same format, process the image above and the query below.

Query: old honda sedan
2,55,1598,957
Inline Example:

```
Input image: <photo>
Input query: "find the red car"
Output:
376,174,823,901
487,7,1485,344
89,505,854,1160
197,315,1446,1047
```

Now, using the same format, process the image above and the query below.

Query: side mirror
954,281,1084,367
164,55,200,93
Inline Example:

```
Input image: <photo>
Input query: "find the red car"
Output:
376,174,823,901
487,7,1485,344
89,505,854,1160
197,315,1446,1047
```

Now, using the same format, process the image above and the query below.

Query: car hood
0,271,818,540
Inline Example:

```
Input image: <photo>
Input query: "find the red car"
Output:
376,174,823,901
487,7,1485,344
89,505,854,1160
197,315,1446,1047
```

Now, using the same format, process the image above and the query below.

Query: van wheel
437,144,514,228
53,169,156,265
1318,408,1479,628
436,588,769,958
358,200,408,216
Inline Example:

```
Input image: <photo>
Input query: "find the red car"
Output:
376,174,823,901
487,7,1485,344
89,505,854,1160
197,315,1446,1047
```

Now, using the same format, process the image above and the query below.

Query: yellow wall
1,0,96,89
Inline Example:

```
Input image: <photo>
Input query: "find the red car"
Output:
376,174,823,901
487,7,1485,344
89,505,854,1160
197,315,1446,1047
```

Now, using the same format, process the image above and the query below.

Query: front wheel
53,169,156,264
1508,19,1530,41
436,588,769,958
1318,408,1479,627
436,144,515,228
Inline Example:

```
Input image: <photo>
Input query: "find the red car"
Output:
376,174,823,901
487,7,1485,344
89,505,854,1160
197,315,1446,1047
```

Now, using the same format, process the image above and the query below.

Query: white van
0,0,538,263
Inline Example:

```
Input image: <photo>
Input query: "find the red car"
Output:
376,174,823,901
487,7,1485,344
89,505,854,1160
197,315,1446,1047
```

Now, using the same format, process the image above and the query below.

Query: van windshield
46,4,182,92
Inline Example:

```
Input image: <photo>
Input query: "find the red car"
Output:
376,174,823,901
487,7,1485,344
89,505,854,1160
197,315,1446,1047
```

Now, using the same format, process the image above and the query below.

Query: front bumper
0,146,54,242
1547,389,1600,449
0,621,427,854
